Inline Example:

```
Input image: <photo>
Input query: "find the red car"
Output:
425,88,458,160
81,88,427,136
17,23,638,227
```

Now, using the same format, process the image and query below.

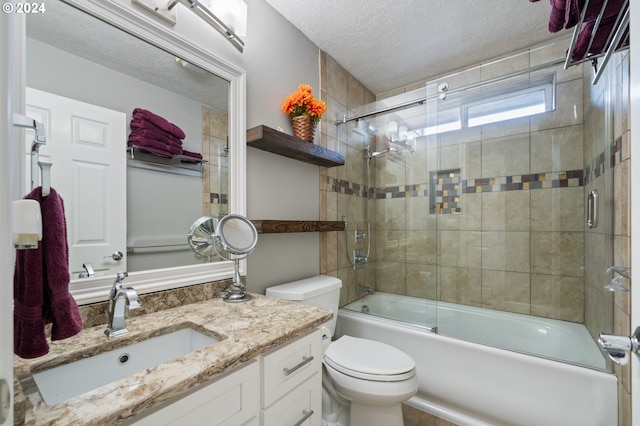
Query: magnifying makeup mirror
215,214,258,302
187,216,219,262
188,214,257,302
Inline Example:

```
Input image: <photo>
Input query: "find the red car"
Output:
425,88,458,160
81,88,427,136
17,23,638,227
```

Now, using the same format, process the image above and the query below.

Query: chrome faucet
78,262,95,279
104,272,141,338
598,327,640,366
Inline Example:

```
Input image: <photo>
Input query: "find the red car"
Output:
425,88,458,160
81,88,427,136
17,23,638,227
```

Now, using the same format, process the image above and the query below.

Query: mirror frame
34,0,247,304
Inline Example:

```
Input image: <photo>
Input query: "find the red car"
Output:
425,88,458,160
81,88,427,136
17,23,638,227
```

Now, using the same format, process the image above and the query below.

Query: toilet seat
323,336,415,382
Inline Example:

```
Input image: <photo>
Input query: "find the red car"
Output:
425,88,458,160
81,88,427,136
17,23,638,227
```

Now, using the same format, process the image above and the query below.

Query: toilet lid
323,336,415,382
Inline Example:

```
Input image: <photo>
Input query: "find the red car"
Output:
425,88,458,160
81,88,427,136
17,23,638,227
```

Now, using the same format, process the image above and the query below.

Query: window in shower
430,168,462,215
418,72,556,137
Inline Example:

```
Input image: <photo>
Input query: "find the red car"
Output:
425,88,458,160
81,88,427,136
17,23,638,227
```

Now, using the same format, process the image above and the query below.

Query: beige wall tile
532,79,584,132
439,266,482,306
531,274,584,322
530,125,584,172
531,187,584,232
481,270,531,314
481,134,530,178
531,231,584,277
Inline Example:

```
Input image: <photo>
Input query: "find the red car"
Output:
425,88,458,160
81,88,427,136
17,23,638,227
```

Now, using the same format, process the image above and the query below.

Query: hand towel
132,108,186,140
14,187,83,359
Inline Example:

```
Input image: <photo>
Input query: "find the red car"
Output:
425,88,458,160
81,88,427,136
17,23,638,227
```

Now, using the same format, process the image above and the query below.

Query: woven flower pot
291,115,316,142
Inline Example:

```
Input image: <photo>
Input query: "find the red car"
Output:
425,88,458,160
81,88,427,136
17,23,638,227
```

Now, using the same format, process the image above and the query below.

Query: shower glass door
336,90,438,332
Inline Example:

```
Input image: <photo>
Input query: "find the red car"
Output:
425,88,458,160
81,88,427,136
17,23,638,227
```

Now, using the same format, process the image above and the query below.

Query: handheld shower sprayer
366,146,397,159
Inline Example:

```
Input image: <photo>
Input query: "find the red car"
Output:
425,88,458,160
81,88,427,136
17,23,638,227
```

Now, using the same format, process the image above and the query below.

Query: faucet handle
115,271,128,284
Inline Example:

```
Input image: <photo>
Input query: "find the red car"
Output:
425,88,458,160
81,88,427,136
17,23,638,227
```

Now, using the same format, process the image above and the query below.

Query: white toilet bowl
265,276,418,426
323,335,418,426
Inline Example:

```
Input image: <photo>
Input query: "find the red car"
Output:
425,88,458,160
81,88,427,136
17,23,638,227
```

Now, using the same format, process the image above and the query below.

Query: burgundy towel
180,150,204,163
129,118,180,142
128,135,183,156
583,0,624,22
564,0,583,29
14,187,83,359
129,127,183,150
132,108,186,140
571,12,624,61
548,0,568,32
128,141,176,158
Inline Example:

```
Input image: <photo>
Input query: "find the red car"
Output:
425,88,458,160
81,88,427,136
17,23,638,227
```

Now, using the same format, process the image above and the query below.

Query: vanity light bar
132,0,245,52
168,0,245,52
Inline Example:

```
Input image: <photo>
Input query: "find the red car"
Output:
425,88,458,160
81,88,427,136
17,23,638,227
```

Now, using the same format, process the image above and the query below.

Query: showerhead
352,120,380,136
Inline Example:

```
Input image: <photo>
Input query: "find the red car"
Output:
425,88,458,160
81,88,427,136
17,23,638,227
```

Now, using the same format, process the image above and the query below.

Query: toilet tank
266,275,342,334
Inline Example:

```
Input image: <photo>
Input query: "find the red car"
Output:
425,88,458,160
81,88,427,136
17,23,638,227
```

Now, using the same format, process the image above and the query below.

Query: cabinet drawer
130,360,259,426
262,328,321,407
262,371,321,426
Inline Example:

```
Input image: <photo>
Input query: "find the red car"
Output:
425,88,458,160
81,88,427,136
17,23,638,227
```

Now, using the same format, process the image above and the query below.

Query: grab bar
587,189,598,228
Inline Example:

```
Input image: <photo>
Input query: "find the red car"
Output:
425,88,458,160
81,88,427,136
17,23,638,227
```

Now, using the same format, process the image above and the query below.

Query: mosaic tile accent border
374,184,429,199
324,169,585,200
324,177,370,197
322,139,624,200
463,170,584,193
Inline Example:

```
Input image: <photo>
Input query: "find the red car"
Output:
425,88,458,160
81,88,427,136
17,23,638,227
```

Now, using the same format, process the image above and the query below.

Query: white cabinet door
25,87,127,279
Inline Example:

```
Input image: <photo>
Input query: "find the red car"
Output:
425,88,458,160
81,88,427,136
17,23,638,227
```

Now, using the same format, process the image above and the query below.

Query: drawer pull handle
283,355,314,376
293,409,314,426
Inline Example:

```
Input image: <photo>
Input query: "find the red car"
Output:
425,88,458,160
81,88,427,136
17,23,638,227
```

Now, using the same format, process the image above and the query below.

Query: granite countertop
13,293,332,426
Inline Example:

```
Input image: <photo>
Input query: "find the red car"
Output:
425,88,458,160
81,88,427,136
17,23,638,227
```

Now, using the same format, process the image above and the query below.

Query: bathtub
336,292,618,426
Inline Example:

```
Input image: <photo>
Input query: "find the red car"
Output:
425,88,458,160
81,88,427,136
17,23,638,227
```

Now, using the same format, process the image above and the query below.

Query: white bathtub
336,292,618,426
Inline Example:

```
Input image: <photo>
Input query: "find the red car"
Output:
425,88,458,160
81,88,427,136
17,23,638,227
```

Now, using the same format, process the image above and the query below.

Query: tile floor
402,404,458,426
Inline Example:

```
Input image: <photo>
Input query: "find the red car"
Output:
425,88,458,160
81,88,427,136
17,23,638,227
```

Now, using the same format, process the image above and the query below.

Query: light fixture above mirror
133,0,247,52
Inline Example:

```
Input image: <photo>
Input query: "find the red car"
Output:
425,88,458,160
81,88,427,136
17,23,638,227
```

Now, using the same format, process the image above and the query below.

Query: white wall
243,0,321,293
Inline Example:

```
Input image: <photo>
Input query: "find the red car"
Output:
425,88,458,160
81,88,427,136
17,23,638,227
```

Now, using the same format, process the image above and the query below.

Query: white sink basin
32,327,219,405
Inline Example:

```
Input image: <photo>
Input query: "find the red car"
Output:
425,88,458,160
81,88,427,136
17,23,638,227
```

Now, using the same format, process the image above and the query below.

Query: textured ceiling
26,1,229,111
264,0,565,94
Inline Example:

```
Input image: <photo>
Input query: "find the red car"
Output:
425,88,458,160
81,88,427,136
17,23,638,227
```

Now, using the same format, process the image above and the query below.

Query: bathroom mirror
20,0,246,303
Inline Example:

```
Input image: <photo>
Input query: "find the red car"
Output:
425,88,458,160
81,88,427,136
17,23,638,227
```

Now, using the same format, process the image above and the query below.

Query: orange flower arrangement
280,84,327,123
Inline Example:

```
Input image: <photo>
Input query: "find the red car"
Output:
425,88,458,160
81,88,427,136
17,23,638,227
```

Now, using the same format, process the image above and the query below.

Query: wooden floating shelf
247,125,345,167
251,220,345,234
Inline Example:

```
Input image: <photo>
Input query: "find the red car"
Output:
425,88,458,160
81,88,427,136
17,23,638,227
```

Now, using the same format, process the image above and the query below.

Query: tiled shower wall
318,52,376,305
584,50,631,426
202,105,229,219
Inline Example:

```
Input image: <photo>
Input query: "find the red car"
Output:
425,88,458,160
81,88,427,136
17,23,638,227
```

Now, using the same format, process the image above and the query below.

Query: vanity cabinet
261,328,322,426
129,328,322,426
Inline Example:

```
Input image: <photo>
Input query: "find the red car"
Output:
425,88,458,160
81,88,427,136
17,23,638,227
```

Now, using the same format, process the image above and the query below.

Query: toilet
266,276,418,426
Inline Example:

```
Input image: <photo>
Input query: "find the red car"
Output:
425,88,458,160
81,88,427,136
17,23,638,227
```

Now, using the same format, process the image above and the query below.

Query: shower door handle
587,189,598,228
598,327,640,365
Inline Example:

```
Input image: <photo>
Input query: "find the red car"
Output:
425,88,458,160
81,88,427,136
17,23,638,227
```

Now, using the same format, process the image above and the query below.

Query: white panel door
25,87,127,279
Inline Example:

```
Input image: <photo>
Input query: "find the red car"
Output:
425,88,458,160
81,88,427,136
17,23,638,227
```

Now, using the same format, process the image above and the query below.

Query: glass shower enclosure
335,57,615,371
